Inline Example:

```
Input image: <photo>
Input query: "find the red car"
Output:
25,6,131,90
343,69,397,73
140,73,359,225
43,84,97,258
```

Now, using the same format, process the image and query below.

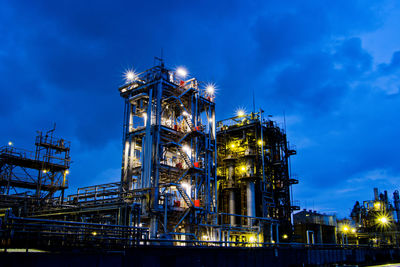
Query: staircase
167,96,195,132
183,116,195,132
177,146,192,168
175,183,193,208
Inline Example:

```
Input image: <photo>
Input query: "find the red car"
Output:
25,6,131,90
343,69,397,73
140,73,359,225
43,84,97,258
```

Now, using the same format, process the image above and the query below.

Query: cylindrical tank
247,181,256,225
227,160,235,225
229,191,235,225
246,147,256,226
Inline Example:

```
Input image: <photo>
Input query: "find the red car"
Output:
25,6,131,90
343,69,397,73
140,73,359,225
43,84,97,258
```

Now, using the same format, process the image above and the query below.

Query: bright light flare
375,212,391,230
342,226,349,233
205,83,216,96
65,170,70,175
176,67,188,78
378,216,388,224
282,234,288,239
8,141,13,146
236,108,246,117
249,236,256,243
123,69,137,83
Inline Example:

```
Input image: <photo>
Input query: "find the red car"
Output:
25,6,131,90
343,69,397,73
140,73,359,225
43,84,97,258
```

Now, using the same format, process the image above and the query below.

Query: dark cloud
334,38,373,76
378,50,400,74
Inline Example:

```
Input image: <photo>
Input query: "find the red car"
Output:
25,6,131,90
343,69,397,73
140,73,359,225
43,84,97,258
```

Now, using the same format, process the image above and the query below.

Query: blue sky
1,0,400,217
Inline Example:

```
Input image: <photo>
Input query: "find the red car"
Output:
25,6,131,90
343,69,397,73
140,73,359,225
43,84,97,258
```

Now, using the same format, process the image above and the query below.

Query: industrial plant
1,61,400,265
0,62,298,249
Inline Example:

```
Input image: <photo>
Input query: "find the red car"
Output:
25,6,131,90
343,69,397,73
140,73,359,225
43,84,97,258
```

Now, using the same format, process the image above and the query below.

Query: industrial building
216,112,298,243
348,187,400,246
0,61,299,249
0,127,70,214
293,209,337,244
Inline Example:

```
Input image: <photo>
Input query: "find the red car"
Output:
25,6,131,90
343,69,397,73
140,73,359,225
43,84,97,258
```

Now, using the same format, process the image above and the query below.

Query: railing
35,135,70,151
0,146,69,168
0,146,36,161
67,182,121,204
1,210,400,251
1,212,150,250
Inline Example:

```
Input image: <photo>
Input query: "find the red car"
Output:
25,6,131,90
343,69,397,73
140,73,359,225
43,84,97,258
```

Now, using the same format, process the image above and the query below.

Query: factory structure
2,61,399,253
346,187,400,246
0,62,298,249
291,188,400,247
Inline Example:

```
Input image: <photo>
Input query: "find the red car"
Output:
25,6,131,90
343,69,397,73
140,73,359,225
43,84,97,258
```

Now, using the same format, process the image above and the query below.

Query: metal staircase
177,146,192,168
174,183,193,208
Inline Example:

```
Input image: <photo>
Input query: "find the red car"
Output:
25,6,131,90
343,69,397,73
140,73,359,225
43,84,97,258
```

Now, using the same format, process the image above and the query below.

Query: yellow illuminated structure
217,110,298,244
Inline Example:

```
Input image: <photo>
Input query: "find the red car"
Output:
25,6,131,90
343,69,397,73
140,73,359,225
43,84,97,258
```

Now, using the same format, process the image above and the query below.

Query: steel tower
119,62,217,240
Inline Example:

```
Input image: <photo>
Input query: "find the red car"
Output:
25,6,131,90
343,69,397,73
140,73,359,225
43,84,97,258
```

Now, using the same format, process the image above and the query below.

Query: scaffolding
0,127,70,213
119,61,217,240
216,111,299,243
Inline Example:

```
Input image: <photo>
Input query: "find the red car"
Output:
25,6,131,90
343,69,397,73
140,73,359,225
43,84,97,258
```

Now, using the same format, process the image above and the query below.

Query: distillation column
227,159,236,225
246,148,256,226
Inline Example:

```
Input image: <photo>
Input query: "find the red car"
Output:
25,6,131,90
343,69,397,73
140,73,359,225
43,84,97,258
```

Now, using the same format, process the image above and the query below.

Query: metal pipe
247,181,255,225
260,109,266,184
247,145,255,225
227,162,235,225
229,191,235,225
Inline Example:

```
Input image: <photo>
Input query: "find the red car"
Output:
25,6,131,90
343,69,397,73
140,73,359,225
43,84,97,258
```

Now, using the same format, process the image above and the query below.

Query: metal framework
0,61,302,250
0,127,70,213
216,111,299,243
348,188,400,245
119,61,217,240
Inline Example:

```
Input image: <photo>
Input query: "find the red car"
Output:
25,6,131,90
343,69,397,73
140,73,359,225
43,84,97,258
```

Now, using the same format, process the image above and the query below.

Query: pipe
247,181,255,225
229,191,235,225
227,162,235,225
247,146,255,226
